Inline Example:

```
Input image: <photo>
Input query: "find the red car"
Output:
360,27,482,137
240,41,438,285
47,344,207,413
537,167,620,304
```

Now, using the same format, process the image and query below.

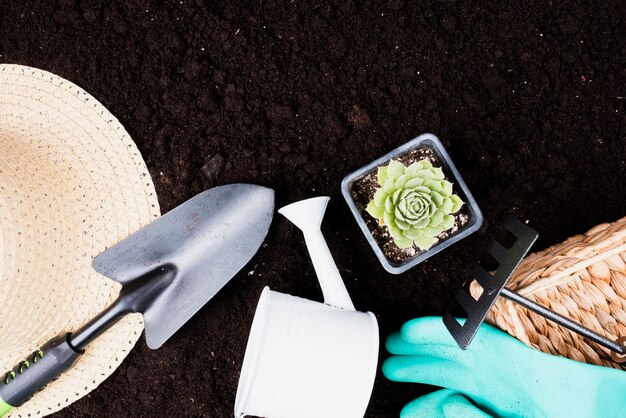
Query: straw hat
0,64,160,417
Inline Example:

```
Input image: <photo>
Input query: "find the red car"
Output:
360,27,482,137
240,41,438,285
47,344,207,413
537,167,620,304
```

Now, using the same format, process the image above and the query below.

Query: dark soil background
2,1,625,417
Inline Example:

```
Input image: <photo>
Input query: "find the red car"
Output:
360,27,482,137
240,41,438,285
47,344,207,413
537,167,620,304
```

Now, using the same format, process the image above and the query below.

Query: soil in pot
350,147,470,264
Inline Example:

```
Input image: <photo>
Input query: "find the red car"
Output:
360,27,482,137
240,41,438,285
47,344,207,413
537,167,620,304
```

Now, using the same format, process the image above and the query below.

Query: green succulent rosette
366,159,464,250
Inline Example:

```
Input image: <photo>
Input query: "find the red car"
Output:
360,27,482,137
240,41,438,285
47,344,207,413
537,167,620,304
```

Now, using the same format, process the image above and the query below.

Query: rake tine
470,264,493,290
443,312,488,349
444,217,626,360
442,313,469,348
503,216,530,238
486,239,508,264
444,218,538,350
454,288,477,314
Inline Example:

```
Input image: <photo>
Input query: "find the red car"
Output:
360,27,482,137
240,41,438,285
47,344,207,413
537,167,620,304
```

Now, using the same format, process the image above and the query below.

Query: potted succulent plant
341,133,483,274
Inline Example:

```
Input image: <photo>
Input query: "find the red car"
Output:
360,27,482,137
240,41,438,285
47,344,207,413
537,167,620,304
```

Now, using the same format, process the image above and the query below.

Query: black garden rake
444,217,626,362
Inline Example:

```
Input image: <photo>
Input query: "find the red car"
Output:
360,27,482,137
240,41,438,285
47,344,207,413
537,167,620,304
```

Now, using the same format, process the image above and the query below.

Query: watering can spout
278,196,329,231
279,197,355,311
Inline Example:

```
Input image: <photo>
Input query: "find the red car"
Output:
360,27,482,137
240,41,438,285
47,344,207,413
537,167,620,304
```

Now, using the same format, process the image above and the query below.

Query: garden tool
234,197,378,418
278,196,355,310
444,217,626,360
384,316,626,418
0,184,275,416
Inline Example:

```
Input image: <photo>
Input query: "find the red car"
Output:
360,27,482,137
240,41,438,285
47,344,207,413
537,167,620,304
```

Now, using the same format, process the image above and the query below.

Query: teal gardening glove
383,317,626,418
392,388,492,418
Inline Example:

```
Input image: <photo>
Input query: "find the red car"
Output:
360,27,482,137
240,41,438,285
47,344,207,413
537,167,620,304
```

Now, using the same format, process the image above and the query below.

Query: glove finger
382,355,476,394
399,317,515,354
400,389,455,418
400,389,493,418
399,317,461,347
386,332,469,362
441,393,494,418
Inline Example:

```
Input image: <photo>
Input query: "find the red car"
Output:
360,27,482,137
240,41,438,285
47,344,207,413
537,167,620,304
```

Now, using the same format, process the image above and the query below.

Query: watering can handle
278,197,355,311
303,227,355,311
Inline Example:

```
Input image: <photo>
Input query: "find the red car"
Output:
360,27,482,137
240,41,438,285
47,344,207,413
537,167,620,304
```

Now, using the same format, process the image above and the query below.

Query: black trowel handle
0,334,82,413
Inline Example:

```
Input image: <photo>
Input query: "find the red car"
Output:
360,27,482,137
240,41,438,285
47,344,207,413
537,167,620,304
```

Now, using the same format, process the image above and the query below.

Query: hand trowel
0,184,274,416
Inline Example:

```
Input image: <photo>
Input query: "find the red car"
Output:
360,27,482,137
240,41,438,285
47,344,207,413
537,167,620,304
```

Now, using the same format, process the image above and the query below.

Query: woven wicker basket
470,216,626,370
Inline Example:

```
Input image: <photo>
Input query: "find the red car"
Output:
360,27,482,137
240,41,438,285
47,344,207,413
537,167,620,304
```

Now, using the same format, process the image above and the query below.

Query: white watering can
234,197,380,418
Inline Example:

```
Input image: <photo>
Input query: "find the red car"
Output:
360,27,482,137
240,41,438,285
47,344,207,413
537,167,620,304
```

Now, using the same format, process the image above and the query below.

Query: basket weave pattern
470,216,626,370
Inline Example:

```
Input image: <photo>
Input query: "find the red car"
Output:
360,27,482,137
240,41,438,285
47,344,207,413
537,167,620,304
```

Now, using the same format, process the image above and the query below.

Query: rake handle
501,287,626,358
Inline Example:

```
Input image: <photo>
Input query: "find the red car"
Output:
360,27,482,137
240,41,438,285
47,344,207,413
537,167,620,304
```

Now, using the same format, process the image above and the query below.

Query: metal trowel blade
92,184,275,349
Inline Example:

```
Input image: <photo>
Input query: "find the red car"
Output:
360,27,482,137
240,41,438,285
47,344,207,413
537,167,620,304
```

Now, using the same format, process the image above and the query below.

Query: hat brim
0,64,160,417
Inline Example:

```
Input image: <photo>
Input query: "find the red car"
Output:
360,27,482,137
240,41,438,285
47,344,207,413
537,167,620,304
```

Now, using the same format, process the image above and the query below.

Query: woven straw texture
470,216,626,370
0,64,160,417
